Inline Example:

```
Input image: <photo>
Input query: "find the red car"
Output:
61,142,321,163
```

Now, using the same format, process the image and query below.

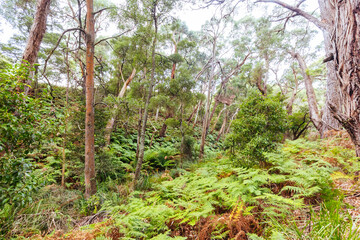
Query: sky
0,0,321,43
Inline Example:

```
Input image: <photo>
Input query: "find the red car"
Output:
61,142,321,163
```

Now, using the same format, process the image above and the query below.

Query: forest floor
11,131,360,240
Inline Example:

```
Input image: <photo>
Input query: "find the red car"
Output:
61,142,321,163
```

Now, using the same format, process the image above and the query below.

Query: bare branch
42,28,85,74
93,7,114,15
255,0,327,31
94,29,132,46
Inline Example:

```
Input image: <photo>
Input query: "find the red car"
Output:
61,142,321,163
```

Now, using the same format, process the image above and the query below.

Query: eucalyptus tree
198,11,230,158
132,0,180,186
154,20,198,137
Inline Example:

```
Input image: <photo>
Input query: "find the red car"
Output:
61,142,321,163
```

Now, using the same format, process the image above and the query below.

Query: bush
0,64,57,236
225,93,287,166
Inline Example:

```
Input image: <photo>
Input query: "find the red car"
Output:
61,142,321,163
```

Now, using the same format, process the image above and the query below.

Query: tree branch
93,7,114,16
94,29,132,46
42,28,86,74
255,0,327,31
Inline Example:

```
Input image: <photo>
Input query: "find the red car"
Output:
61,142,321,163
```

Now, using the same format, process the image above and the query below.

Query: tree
84,0,96,198
21,0,51,94
290,51,322,137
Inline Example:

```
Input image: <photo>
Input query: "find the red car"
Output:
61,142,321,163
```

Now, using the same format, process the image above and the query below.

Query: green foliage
0,64,59,236
225,92,287,166
0,64,55,207
288,107,310,140
143,146,179,171
265,198,360,240
100,139,336,239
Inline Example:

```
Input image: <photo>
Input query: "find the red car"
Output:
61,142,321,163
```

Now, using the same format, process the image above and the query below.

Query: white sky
0,0,321,43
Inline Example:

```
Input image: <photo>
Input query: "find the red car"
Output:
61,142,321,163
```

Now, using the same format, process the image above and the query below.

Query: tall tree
134,0,160,186
84,0,96,198
133,0,179,185
21,0,51,94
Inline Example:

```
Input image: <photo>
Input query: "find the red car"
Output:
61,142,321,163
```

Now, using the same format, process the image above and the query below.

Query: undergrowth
5,136,360,239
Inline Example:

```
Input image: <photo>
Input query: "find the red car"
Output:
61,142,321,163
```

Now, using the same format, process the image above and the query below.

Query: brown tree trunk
208,100,219,128
159,112,173,137
22,0,51,94
104,69,136,146
84,0,96,199
22,0,51,66
134,4,158,186
291,52,323,137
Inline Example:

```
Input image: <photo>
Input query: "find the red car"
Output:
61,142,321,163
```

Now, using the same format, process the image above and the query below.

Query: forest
1,0,360,239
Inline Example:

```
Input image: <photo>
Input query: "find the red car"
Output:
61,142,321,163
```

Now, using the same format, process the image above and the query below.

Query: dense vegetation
1,0,360,239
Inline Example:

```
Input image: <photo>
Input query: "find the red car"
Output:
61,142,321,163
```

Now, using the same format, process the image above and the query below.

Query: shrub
225,93,287,166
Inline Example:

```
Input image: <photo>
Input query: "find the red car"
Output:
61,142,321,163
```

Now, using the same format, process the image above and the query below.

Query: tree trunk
104,69,136,146
291,52,323,137
61,38,70,188
22,0,51,94
326,0,360,156
318,1,343,131
155,107,160,122
208,100,219,129
22,0,51,66
211,104,226,134
225,108,239,135
192,101,201,128
159,112,173,137
136,108,142,160
286,66,299,115
216,109,228,141
187,101,200,122
134,5,158,186
84,0,96,199
200,37,216,158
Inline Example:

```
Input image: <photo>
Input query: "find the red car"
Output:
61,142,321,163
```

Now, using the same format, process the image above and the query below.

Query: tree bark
22,0,51,94
134,4,158,186
84,0,96,199
290,51,323,137
192,101,201,128
136,108,143,160
22,0,51,66
326,0,360,156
